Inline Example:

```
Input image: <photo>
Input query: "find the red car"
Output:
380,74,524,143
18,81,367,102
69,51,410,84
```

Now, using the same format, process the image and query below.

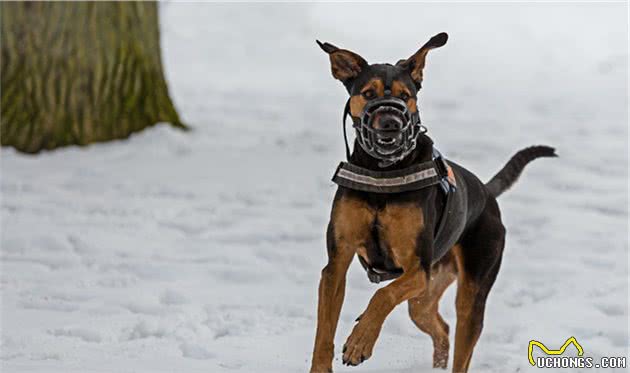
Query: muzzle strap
342,98,352,161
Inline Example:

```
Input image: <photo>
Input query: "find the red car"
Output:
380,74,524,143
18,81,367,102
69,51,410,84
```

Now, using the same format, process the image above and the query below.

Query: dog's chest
333,195,425,271
358,221,401,273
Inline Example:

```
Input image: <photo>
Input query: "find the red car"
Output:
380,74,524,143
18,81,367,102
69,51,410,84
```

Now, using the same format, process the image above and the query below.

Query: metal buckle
367,270,382,284
434,155,449,178
433,152,457,192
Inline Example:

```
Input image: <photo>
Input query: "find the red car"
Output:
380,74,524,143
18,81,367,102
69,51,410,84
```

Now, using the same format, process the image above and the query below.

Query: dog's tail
485,145,557,198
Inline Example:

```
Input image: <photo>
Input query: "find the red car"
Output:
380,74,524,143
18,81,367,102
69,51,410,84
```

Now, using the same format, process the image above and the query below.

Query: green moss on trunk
1,2,186,153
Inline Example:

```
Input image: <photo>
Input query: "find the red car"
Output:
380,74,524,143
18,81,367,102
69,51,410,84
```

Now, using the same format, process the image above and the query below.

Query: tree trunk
1,2,185,153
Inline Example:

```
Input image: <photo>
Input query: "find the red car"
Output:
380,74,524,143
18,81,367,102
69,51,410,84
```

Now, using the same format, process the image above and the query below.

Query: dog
310,32,556,373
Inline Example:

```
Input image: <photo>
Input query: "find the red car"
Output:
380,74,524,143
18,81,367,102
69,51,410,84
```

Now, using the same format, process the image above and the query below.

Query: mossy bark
1,2,185,153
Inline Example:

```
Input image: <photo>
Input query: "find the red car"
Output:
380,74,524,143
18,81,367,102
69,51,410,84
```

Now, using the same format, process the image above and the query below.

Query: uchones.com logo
528,337,627,369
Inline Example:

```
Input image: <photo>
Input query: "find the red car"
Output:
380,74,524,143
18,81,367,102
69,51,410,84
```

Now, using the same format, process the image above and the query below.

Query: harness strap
357,255,402,284
332,160,446,194
433,186,454,254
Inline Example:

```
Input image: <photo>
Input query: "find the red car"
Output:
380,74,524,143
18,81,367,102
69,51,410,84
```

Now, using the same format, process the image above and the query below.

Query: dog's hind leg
408,253,457,369
452,202,505,373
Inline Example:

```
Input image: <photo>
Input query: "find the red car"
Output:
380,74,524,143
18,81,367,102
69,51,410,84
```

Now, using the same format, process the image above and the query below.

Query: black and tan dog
310,33,556,373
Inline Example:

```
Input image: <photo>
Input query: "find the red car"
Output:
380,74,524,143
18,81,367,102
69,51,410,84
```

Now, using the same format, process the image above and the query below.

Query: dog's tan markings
342,202,428,366
356,246,369,264
452,244,483,373
378,203,424,270
391,80,417,113
332,195,375,246
391,81,412,98
349,95,367,118
349,78,385,117
310,195,375,373
408,250,458,369
407,98,417,113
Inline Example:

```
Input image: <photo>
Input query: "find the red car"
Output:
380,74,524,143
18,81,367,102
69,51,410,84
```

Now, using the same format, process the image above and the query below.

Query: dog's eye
362,90,376,100
400,93,410,101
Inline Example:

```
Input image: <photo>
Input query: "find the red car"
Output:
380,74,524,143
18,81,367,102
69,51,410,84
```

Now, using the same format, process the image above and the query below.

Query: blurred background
1,2,628,372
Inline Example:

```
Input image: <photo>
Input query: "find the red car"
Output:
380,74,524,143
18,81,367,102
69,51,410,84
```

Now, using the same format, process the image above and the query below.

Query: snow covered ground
1,3,628,373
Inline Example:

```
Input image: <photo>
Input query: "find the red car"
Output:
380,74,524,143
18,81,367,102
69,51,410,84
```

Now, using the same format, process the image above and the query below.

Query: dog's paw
433,345,449,369
341,320,380,366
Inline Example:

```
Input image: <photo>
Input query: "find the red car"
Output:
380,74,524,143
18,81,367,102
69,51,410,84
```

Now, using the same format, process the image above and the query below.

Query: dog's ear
316,40,367,88
398,32,448,89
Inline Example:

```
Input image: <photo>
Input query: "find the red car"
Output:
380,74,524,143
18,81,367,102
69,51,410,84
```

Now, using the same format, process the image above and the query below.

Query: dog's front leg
311,196,374,372
342,201,430,366
342,264,426,366
310,229,355,372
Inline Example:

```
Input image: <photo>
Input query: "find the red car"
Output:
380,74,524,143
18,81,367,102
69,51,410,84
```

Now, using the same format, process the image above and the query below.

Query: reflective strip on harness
336,167,437,187
332,161,444,194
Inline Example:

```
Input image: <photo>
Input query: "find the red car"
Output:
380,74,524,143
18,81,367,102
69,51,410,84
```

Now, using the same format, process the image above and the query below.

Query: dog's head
317,33,447,165
317,32,447,121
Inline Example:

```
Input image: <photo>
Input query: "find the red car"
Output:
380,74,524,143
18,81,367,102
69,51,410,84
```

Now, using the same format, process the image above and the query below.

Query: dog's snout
374,114,403,130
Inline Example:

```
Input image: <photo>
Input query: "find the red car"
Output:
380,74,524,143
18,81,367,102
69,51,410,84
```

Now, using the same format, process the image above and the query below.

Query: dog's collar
332,153,453,194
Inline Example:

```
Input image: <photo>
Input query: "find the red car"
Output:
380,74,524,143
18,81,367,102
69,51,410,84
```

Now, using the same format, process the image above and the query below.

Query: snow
1,3,628,373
